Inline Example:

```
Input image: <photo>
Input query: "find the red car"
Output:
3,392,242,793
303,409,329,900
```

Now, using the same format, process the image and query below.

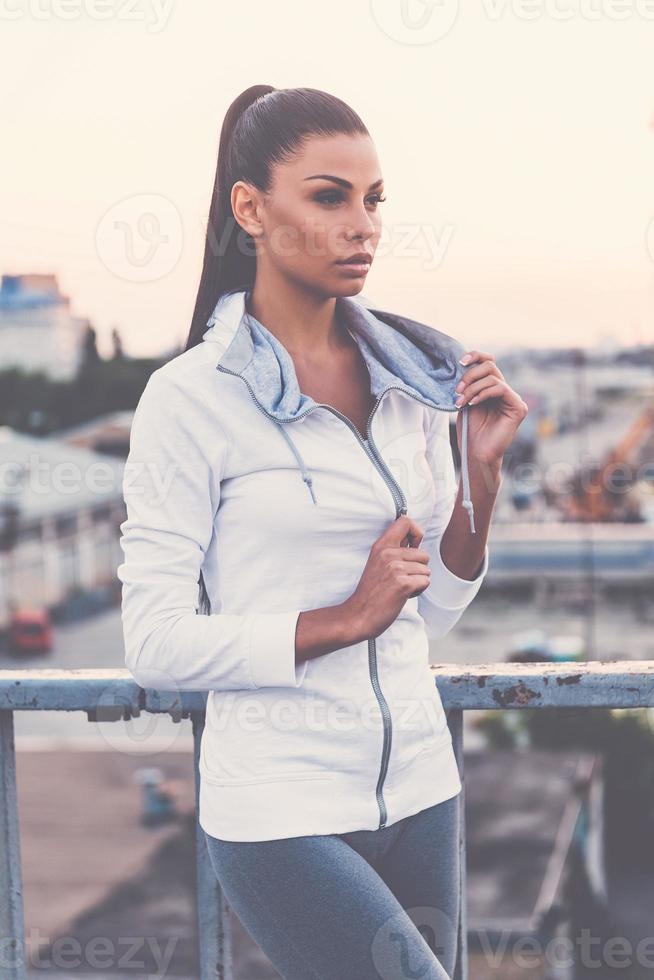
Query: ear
231,180,264,238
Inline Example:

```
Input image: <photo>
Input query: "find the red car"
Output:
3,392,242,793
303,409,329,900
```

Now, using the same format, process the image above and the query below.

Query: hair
187,85,369,615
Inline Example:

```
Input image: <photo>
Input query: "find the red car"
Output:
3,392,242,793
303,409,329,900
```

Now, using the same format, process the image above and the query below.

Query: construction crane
561,403,654,522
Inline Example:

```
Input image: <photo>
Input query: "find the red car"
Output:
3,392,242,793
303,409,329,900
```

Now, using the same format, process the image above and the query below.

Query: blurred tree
111,327,124,361
80,324,101,368
0,356,164,435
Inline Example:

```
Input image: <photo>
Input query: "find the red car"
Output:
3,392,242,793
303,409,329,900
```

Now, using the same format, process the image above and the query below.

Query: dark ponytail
190,84,369,614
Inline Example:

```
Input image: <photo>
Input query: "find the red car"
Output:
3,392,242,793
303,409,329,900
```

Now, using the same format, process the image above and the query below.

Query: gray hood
202,288,476,533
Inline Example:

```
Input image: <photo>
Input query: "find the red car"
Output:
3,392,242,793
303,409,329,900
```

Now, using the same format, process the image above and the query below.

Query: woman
118,85,528,980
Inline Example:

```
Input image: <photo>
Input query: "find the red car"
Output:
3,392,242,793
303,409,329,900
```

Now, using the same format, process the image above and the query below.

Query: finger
456,362,503,392
401,526,424,548
399,516,425,547
401,565,431,580
389,547,431,564
468,382,510,405
380,515,424,548
403,573,431,592
456,375,503,406
459,350,496,366
469,385,528,411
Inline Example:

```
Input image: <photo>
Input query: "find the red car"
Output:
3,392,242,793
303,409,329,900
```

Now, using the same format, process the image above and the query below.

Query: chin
328,279,368,299
299,272,370,301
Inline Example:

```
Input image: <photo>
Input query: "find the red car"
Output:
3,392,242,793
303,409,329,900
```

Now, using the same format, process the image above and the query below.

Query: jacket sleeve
117,369,307,692
416,409,489,641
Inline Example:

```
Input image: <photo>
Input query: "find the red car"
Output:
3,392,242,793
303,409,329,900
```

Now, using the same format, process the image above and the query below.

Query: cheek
266,213,332,272
264,199,307,263
300,213,342,263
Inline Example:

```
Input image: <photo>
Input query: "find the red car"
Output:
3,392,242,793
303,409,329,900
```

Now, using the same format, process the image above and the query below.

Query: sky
2,0,654,358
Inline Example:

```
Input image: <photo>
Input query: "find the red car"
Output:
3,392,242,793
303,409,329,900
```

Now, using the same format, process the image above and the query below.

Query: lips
336,253,373,265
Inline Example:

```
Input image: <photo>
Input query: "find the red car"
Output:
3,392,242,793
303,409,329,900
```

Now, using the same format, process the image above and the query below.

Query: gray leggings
203,792,461,980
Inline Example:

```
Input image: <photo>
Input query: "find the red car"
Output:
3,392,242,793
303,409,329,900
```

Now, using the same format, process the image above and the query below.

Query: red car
8,609,53,655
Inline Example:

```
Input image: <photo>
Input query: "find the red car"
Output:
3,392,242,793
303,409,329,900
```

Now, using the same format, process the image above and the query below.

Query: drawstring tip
303,473,318,506
462,498,476,534
275,420,319,505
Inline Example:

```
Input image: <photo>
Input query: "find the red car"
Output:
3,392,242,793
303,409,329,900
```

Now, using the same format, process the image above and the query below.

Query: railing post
192,712,233,980
0,710,27,979
449,709,468,980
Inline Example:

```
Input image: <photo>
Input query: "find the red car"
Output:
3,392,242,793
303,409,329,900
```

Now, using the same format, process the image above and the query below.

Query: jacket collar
202,287,470,422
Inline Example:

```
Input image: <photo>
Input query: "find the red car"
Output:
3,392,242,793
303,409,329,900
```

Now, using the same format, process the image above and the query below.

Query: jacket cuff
249,610,307,688
431,539,490,609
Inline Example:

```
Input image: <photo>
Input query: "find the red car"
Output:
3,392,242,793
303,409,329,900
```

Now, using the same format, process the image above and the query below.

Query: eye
314,190,388,208
314,190,345,206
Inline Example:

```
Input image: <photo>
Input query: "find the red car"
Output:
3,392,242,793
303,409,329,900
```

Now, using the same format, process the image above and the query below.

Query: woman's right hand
341,515,431,642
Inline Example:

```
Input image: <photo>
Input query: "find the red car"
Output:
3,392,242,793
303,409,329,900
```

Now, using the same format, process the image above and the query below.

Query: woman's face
232,133,384,297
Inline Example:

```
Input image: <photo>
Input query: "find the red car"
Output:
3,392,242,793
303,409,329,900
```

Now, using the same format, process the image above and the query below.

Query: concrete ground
16,749,197,976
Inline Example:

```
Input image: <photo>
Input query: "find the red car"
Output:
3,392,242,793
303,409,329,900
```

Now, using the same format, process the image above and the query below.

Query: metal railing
2,661,654,979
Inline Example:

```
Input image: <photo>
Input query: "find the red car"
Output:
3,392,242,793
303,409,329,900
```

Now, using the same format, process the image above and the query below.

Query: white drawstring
460,405,476,533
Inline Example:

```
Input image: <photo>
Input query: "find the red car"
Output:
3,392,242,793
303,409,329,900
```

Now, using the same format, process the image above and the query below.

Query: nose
346,207,378,243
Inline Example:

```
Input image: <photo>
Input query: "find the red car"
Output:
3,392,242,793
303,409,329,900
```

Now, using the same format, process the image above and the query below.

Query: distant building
0,273,88,380
501,355,654,433
0,426,125,629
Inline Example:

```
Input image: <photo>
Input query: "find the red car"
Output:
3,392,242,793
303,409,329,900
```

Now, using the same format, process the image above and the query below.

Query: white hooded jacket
117,288,489,842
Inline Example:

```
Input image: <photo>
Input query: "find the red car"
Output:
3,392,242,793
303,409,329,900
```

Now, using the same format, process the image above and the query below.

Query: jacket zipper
217,366,440,829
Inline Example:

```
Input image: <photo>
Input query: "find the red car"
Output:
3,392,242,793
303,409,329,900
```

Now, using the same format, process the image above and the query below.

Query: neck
246,272,349,360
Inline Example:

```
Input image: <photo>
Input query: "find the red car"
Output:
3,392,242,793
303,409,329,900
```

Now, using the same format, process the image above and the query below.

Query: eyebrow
303,175,384,190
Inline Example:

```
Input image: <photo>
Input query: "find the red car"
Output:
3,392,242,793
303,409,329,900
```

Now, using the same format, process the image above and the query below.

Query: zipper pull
397,505,413,549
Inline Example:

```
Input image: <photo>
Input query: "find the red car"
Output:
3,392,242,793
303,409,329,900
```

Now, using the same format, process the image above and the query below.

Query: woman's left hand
454,350,529,464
